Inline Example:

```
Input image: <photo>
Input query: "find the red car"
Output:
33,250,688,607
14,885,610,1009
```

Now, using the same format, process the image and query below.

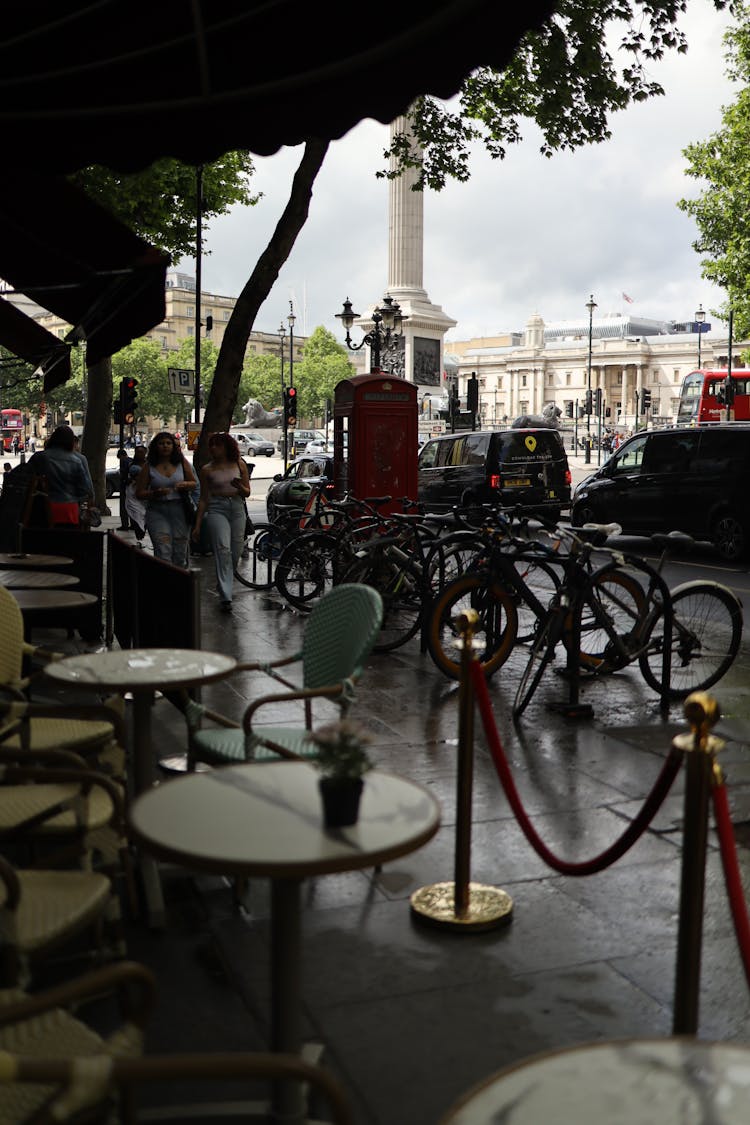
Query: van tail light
490,473,501,489
564,468,572,486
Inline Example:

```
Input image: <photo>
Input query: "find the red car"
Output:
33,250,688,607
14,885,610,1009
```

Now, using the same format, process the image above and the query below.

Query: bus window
677,369,750,424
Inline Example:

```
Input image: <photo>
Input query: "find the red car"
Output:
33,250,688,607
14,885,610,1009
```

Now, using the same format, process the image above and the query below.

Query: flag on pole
622,292,634,304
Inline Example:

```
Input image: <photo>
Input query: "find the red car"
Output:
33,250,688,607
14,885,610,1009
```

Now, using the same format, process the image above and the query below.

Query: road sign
168,367,195,395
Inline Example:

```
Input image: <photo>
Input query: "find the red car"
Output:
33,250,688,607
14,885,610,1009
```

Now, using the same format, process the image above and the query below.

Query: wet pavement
31,462,750,1123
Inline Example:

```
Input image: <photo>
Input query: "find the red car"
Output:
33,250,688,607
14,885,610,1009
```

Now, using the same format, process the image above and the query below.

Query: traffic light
641,388,651,413
466,373,479,414
723,377,735,406
284,386,298,427
594,387,603,414
120,377,138,425
585,388,593,415
565,402,574,418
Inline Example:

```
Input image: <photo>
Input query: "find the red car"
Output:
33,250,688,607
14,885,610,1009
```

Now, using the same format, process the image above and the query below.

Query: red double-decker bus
676,369,750,425
0,408,24,452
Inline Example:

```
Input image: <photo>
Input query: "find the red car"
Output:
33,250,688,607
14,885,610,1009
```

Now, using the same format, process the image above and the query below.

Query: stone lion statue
511,403,562,429
241,398,282,427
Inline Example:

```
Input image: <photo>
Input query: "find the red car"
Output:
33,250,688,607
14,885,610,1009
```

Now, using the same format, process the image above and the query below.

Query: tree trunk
81,355,112,512
195,138,330,467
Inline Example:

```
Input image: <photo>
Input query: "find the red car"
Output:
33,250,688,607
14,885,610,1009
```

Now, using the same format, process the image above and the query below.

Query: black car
418,427,571,521
571,424,750,561
266,455,333,522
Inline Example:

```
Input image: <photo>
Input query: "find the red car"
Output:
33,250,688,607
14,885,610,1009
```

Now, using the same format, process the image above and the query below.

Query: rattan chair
0,750,137,916
0,959,154,1124
181,583,383,769
0,586,126,778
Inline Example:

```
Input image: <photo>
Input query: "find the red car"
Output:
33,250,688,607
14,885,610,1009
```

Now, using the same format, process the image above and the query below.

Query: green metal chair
183,583,383,769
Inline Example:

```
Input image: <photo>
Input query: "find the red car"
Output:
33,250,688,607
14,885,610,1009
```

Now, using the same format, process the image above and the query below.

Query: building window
479,377,486,388
674,369,680,382
186,306,194,318
160,336,168,348
566,372,571,386
521,374,527,387
186,325,194,336
223,310,231,321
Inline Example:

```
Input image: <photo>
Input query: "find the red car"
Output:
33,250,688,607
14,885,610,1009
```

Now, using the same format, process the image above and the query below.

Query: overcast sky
190,0,736,345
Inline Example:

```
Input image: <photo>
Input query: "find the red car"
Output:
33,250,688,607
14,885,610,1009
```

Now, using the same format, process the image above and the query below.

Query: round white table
45,647,238,924
0,568,79,588
130,760,441,1123
439,1038,750,1124
0,552,74,568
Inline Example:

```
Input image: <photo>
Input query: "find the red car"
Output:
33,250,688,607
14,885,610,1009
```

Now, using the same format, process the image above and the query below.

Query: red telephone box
333,374,418,513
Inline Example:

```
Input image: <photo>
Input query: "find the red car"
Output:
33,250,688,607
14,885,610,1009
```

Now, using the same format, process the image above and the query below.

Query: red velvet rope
470,660,684,876
712,780,750,988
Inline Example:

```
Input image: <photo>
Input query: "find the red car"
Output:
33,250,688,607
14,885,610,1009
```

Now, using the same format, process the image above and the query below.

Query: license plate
505,477,531,487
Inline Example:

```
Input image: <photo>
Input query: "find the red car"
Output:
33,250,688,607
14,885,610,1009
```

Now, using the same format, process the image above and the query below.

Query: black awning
0,296,71,387
0,1,555,175
0,174,168,390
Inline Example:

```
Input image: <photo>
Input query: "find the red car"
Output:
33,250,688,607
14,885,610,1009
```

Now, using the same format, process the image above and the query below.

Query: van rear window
497,432,560,462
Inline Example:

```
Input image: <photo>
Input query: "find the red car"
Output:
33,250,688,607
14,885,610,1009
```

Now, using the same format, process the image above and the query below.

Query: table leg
271,877,304,1124
130,689,166,928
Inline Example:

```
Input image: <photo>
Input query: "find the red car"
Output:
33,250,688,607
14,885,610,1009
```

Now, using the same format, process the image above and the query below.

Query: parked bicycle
512,525,743,718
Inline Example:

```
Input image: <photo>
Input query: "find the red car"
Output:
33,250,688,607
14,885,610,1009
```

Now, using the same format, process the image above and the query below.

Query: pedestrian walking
135,432,197,567
192,431,251,612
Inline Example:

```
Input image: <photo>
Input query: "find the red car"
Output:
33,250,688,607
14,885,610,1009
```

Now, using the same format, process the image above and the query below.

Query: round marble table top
0,552,74,568
440,1038,750,1124
44,647,237,692
0,569,79,588
9,589,97,612
130,761,441,879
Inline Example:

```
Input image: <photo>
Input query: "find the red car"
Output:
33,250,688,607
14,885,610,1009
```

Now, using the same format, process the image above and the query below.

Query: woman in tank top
135,431,197,567
192,431,251,612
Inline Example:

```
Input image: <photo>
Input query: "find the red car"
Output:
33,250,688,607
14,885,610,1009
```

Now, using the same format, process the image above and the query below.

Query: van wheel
712,512,748,562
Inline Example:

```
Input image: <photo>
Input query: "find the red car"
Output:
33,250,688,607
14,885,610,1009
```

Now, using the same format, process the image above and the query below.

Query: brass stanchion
411,610,513,931
671,692,724,1035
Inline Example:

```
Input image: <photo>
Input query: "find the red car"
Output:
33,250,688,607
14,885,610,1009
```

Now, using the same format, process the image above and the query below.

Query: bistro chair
0,586,126,778
181,583,383,769
0,959,154,1124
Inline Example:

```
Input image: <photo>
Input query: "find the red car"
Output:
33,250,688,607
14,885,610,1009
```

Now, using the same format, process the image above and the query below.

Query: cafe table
0,568,79,588
9,589,98,640
439,1038,750,1124
44,647,237,924
130,760,441,1124
0,551,74,568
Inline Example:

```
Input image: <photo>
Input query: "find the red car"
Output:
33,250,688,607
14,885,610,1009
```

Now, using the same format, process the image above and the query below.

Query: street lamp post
585,294,597,465
336,295,406,371
288,302,295,389
695,303,706,369
278,322,287,467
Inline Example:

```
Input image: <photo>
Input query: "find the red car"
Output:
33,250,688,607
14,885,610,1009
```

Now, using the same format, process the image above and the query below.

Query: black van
571,424,750,561
417,428,571,519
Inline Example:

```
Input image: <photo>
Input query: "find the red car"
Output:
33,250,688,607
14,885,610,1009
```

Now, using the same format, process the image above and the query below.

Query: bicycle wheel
510,556,561,644
639,581,743,697
427,575,518,680
573,566,646,672
234,522,289,590
275,532,338,610
340,552,424,652
424,535,484,598
513,604,564,719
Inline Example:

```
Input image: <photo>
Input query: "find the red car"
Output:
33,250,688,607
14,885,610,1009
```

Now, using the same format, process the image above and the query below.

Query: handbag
180,489,198,526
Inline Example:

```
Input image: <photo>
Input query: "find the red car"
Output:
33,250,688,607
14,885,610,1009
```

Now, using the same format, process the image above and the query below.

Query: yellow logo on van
524,435,537,452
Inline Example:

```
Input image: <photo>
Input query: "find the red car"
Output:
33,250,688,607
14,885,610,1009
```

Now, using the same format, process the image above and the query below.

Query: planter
318,776,364,828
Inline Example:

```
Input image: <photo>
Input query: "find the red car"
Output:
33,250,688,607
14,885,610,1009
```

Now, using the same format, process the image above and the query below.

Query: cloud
194,0,735,343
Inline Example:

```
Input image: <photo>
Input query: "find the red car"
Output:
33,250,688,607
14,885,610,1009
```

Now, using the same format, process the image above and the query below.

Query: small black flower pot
318,776,364,828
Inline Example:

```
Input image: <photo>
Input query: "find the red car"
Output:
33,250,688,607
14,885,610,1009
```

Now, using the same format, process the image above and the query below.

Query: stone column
389,116,424,295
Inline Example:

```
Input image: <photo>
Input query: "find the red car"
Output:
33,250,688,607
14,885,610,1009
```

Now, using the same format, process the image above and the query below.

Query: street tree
71,153,256,506
292,327,354,422
679,4,749,334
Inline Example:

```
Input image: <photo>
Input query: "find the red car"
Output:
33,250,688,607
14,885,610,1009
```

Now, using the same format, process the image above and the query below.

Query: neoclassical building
448,311,744,428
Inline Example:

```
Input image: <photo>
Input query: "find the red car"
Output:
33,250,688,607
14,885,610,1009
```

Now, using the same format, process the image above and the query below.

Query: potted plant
311,720,374,828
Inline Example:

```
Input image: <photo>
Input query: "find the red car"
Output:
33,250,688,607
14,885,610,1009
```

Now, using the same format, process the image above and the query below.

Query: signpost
168,368,195,396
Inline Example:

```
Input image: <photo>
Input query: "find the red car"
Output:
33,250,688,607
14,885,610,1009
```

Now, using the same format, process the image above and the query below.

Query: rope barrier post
671,691,724,1036
411,609,513,932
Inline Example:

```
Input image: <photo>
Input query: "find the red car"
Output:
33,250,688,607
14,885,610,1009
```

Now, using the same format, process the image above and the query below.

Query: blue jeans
205,495,246,602
145,500,190,568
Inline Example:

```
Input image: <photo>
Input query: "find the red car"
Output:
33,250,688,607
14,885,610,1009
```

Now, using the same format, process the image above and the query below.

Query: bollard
671,692,724,1035
411,609,513,931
